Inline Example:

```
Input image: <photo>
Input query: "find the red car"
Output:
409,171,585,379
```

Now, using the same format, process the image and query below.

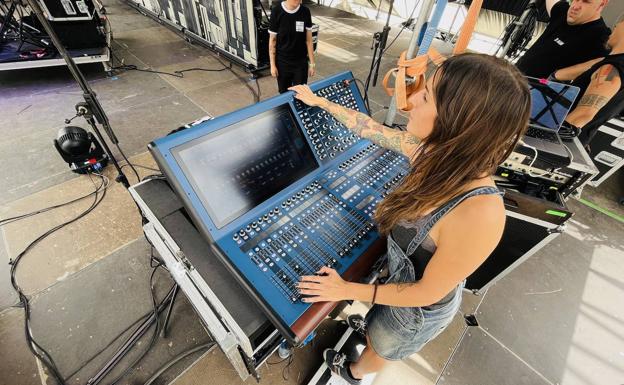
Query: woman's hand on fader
289,84,325,107
298,266,350,303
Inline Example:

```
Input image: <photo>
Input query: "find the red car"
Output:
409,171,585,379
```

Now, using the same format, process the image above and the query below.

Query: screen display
528,77,580,132
173,104,318,229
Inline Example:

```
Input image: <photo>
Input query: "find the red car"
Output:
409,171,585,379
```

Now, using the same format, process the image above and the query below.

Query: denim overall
365,187,502,360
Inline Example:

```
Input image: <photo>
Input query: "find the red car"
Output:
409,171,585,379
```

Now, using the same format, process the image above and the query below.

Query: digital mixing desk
149,72,411,345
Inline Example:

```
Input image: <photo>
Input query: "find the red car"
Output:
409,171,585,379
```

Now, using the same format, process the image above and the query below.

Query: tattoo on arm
269,36,277,63
319,99,421,156
404,135,421,145
606,68,619,82
306,31,314,59
578,94,609,110
396,282,415,293
369,133,402,153
353,114,370,136
594,64,620,85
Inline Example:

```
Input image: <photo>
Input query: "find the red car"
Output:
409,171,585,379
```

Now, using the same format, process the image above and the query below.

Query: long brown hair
375,53,531,234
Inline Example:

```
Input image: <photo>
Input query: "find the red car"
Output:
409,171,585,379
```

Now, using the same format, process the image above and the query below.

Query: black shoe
347,314,367,339
323,349,361,385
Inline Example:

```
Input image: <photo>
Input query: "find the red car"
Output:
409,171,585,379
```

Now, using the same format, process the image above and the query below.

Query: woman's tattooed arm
318,99,421,157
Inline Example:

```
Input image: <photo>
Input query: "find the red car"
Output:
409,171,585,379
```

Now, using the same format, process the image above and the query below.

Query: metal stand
364,0,395,98
384,0,437,126
443,0,466,43
0,0,47,50
24,0,130,188
0,1,18,47
495,0,538,59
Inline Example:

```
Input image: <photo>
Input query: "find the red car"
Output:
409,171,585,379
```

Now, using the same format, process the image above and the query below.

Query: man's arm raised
545,0,560,16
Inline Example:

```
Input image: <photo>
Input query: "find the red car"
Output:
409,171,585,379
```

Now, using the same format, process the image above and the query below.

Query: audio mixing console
294,80,361,163
149,72,410,345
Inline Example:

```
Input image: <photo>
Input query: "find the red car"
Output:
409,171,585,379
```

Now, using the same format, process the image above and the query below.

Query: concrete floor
1,1,623,384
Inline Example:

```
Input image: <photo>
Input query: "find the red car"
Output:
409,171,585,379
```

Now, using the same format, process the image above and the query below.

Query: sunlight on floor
561,243,624,384
317,41,361,63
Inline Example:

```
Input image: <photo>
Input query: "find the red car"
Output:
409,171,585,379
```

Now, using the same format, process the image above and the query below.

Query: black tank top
571,54,624,145
390,187,503,308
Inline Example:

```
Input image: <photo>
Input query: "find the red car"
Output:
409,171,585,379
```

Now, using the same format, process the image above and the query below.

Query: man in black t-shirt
268,0,316,93
552,14,624,146
516,0,610,79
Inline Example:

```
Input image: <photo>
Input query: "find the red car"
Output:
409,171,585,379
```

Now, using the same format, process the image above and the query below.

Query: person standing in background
516,0,610,79
269,0,316,93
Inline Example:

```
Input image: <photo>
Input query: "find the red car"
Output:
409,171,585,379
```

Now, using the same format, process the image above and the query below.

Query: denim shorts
365,283,464,360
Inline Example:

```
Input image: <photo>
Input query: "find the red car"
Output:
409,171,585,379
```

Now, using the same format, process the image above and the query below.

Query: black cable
382,0,420,56
67,259,174,384
210,53,260,103
142,342,215,385
282,354,294,381
266,352,295,381
9,173,110,385
107,17,260,103
141,174,166,182
127,163,160,173
103,266,165,385
0,179,106,226
63,309,152,381
353,78,371,114
120,163,158,180
256,0,270,22
111,64,232,78
363,0,420,107
149,247,162,269
113,143,140,183
119,163,164,183
109,47,230,79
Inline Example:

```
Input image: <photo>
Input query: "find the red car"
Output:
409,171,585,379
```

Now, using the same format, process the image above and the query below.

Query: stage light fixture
54,126,108,174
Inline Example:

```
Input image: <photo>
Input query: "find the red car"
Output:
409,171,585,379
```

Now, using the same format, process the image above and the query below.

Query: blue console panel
149,72,410,344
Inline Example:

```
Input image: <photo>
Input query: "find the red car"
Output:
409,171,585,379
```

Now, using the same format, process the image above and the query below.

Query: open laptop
521,77,581,159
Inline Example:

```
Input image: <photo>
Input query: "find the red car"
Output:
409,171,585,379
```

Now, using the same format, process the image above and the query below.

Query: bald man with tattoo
553,14,624,146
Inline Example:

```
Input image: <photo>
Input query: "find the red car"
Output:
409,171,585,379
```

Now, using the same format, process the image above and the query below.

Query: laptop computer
521,77,581,160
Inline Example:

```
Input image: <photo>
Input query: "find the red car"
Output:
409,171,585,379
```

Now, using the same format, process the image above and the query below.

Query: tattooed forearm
578,94,609,110
320,99,381,135
404,134,421,145
369,133,402,153
318,99,422,157
269,36,277,65
325,102,358,129
353,114,370,136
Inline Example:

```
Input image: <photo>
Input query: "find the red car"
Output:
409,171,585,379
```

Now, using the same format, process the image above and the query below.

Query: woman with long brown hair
290,53,531,384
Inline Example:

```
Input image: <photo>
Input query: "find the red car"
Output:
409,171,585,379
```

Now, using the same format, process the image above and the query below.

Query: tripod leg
160,284,180,338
